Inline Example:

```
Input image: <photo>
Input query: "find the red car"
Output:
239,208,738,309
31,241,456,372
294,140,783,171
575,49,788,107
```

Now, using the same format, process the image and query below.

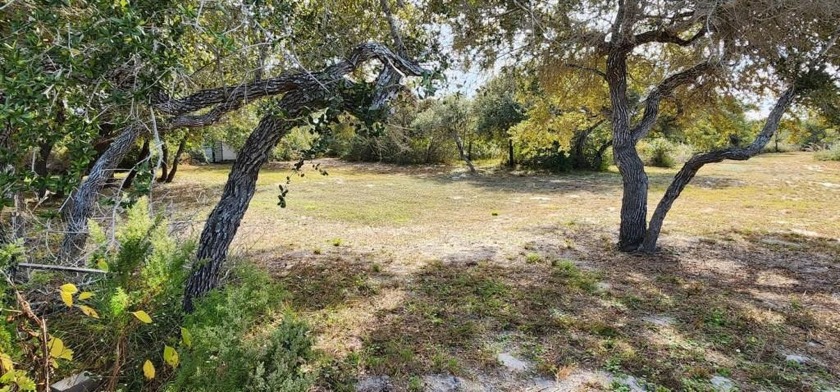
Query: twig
17,263,108,274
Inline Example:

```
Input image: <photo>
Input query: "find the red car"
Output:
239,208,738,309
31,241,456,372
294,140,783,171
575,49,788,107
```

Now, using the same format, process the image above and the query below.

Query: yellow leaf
132,311,152,324
96,259,109,272
78,292,94,300
163,345,179,368
60,291,73,307
0,352,13,372
48,337,72,360
142,360,155,380
58,347,73,361
48,337,64,358
78,305,99,319
60,283,78,294
180,327,192,348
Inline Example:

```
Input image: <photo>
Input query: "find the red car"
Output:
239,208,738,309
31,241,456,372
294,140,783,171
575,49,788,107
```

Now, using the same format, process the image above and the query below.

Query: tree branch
641,86,797,251
562,63,607,80
631,61,716,141
153,42,426,119
634,26,706,47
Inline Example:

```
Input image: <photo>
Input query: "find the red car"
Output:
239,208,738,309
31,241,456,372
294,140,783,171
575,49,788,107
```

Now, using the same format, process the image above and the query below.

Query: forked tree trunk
570,120,605,170
60,125,145,262
640,87,796,251
592,140,613,171
165,137,187,183
452,130,476,173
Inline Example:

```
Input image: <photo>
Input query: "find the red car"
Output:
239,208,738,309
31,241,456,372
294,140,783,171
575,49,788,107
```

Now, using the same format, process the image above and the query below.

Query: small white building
204,142,238,163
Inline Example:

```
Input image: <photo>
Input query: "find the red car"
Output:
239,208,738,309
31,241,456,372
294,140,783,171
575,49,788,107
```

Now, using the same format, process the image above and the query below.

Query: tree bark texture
157,141,169,182
183,115,292,311
164,137,187,183
34,141,54,198
508,139,515,168
606,48,650,251
183,42,428,311
60,124,145,262
122,138,149,188
640,87,796,251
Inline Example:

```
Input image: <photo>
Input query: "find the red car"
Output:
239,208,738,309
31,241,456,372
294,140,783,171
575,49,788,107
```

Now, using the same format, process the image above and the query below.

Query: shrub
3,198,317,391
815,142,840,161
170,266,315,392
639,138,693,168
520,142,573,173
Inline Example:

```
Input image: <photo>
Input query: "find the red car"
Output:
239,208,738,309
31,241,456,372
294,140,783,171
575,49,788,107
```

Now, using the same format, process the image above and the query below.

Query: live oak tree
411,95,477,173
431,0,840,251
473,73,526,167
34,0,439,261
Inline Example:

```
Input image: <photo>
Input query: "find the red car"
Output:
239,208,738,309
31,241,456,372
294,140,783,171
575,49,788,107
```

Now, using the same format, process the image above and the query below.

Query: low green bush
815,142,840,161
520,142,573,173
638,138,693,168
171,266,315,392
1,198,317,392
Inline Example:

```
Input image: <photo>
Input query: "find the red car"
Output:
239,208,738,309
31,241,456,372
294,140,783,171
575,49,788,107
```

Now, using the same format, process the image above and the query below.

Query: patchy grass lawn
156,152,840,391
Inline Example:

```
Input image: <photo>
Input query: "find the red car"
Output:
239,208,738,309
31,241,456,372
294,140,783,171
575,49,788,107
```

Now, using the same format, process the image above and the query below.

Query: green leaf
180,327,192,348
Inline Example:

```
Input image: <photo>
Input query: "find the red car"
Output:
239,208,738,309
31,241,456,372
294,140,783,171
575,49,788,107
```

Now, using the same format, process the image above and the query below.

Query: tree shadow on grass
276,228,840,391
413,167,746,197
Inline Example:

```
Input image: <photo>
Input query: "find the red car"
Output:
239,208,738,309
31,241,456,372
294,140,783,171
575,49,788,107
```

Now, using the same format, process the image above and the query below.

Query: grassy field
157,152,840,391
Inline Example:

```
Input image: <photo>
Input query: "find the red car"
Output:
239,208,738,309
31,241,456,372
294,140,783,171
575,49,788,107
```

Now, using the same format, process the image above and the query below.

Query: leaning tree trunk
183,115,292,311
157,142,169,182
592,140,613,171
34,141,54,199
451,130,476,173
164,137,187,183
60,125,145,262
640,87,796,252
183,41,427,310
122,139,149,189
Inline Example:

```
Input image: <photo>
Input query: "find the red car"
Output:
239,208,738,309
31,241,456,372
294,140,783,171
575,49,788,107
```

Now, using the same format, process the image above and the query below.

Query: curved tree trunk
606,47,650,251
640,87,796,252
183,115,291,311
60,124,145,262
122,139,149,189
183,41,428,310
157,142,169,182
165,137,187,183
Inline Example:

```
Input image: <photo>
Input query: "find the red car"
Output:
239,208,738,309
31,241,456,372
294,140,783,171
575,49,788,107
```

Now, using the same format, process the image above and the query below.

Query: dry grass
154,152,840,391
